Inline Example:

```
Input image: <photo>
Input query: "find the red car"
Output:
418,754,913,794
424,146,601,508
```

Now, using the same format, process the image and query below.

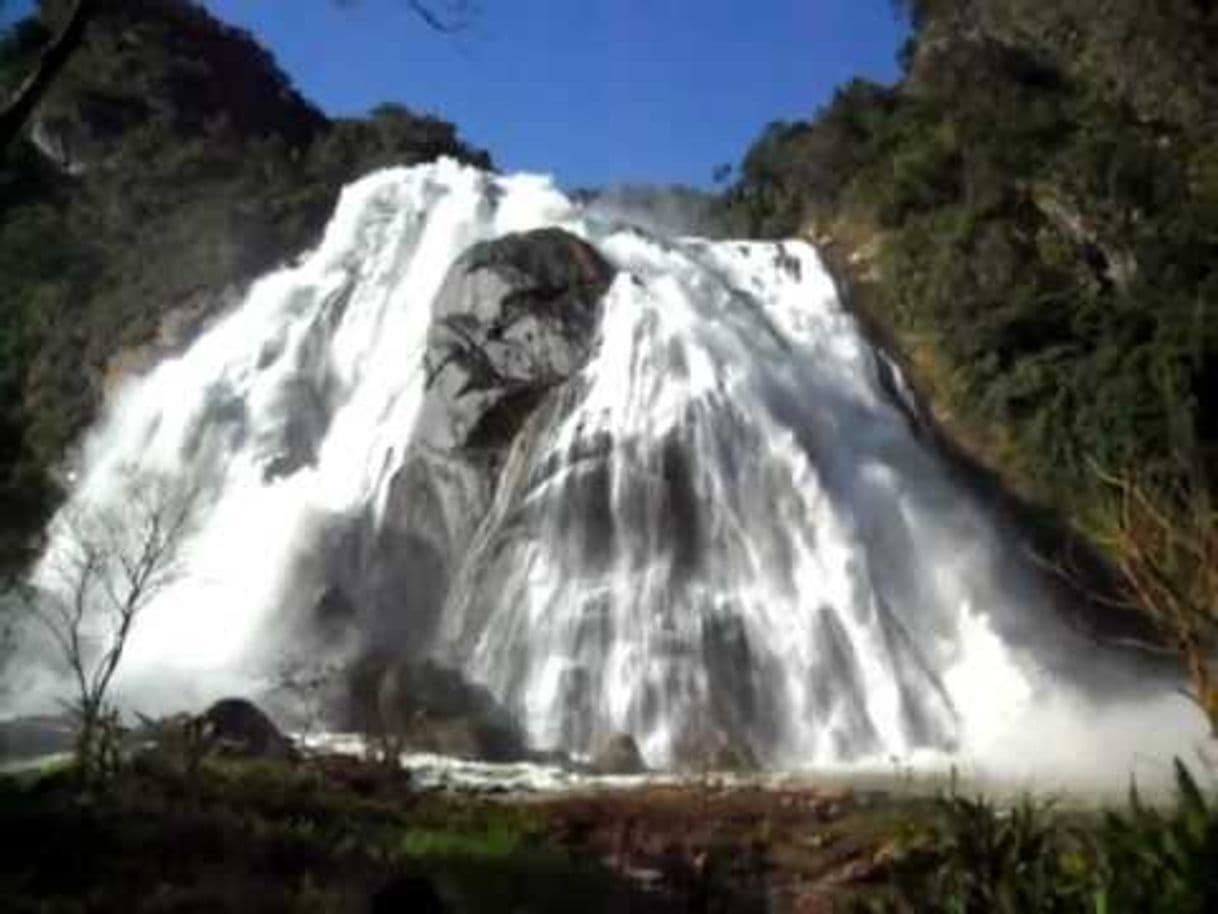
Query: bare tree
1090,465,1218,733
0,589,17,697
1040,462,1218,734
268,657,343,746
27,467,198,782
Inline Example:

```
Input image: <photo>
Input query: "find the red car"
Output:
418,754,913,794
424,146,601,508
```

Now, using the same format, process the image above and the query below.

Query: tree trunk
0,0,98,153
74,699,99,786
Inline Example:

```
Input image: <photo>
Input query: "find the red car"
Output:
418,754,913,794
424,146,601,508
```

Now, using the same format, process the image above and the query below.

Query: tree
0,590,15,696
0,0,478,153
269,656,342,746
1091,466,1218,734
25,467,198,783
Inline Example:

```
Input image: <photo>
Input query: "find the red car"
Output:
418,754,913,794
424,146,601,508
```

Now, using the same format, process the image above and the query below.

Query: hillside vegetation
722,0,1218,671
0,0,490,577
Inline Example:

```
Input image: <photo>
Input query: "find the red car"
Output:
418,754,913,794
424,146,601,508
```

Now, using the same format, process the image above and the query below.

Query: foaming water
7,160,1206,789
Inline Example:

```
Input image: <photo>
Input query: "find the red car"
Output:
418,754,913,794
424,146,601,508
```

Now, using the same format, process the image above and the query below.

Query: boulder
590,733,647,775
423,227,612,450
349,659,529,762
200,698,295,760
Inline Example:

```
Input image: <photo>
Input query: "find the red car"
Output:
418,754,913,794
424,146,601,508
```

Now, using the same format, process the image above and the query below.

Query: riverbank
2,748,1214,913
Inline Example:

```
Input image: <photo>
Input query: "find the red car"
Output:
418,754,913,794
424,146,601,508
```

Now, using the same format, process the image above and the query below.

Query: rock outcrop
359,228,613,652
590,733,647,775
352,659,528,762
200,698,295,760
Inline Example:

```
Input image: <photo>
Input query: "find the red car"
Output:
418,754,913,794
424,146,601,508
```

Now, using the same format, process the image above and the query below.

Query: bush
864,762,1218,913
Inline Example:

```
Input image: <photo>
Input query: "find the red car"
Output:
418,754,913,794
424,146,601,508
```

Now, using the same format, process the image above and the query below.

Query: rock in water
591,733,647,775
369,660,528,762
201,698,294,760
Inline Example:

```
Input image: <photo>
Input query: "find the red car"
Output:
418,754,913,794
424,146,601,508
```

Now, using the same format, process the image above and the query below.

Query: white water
8,160,1206,790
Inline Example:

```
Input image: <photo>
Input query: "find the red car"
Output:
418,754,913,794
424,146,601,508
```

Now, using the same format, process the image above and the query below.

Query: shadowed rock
201,698,295,760
348,658,528,762
591,733,647,775
363,229,614,657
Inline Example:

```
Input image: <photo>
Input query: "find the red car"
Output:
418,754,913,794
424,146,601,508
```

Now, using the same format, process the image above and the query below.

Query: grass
399,822,530,860
0,753,695,913
853,760,1218,913
2,749,1216,912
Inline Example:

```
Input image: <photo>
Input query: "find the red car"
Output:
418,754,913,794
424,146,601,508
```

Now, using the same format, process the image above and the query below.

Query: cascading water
11,159,1204,784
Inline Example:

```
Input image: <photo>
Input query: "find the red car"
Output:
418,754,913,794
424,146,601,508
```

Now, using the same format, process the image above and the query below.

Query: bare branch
18,465,200,781
406,0,477,33
1084,462,1218,734
333,0,479,33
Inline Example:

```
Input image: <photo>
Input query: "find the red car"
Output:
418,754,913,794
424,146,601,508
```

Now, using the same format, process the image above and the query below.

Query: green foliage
1092,761,1218,912
0,757,647,913
866,763,1218,913
398,821,530,860
903,795,1097,913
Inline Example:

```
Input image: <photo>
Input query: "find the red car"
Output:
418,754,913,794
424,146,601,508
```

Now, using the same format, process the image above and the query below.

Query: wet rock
367,229,614,655
200,698,295,760
420,227,612,468
591,733,647,775
356,659,528,762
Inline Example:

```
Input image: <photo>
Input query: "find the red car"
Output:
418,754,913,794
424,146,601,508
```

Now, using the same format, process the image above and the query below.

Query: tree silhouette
25,467,199,783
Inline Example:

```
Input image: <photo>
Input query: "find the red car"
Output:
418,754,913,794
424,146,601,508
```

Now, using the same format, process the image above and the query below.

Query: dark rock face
368,660,528,762
200,698,294,760
591,733,647,775
421,227,613,455
361,230,613,656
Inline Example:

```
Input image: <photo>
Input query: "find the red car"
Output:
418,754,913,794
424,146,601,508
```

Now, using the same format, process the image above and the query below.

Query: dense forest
723,0,1218,679
0,0,490,578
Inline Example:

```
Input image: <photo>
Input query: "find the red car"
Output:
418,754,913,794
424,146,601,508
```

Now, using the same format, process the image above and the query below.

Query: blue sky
8,1,909,188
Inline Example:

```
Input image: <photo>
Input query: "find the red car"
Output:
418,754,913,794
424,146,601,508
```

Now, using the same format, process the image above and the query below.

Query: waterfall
11,159,1203,783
